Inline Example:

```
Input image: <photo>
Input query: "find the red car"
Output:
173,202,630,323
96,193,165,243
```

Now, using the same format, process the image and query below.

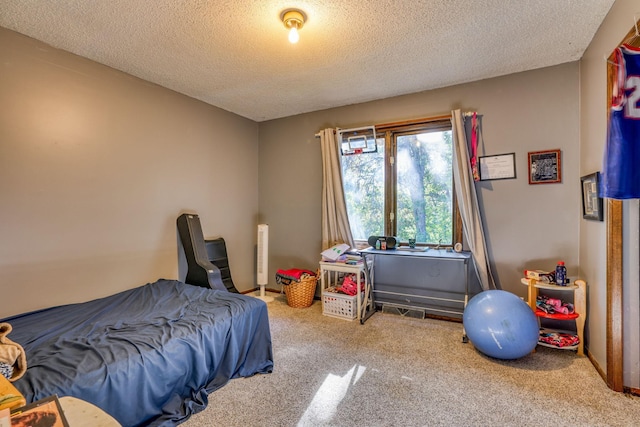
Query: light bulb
281,9,305,44
288,26,299,44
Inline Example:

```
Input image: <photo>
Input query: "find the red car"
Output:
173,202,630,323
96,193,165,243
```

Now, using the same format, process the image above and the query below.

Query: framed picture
10,395,69,427
528,149,561,184
581,172,604,221
479,153,516,181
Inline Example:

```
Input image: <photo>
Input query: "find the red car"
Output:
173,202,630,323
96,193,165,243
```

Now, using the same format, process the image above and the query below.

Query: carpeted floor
183,292,640,427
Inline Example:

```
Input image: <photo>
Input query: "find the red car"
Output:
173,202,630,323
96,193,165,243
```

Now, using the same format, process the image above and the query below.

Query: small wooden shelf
521,277,587,356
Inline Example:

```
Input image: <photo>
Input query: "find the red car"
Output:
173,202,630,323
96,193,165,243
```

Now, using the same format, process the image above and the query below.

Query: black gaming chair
204,237,239,293
176,213,239,293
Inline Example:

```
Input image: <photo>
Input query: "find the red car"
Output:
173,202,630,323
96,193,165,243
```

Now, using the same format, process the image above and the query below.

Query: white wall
580,0,640,389
0,28,260,318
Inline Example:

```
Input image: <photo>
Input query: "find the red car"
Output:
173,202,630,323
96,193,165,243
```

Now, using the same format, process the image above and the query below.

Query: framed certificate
479,153,516,181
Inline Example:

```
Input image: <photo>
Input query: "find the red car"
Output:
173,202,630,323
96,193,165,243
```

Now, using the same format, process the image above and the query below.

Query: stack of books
322,253,362,265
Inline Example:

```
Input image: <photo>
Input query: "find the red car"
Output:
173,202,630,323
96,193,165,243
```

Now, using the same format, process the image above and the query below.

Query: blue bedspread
2,279,273,426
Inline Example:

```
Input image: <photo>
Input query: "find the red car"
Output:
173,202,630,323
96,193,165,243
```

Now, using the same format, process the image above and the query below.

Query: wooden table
59,396,121,426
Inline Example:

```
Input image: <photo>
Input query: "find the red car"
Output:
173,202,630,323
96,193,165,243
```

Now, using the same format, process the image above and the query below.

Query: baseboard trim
563,346,640,396
624,386,640,396
243,287,281,295
587,347,606,382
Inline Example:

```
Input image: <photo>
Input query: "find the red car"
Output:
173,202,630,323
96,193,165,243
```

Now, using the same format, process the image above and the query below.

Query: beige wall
0,28,259,318
4,3,635,388
259,62,581,301
580,0,640,388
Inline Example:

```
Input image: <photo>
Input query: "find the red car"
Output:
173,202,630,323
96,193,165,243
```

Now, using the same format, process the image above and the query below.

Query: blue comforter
2,279,273,426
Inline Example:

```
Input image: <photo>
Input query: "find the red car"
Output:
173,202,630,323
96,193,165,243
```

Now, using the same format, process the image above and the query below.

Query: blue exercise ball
463,290,539,360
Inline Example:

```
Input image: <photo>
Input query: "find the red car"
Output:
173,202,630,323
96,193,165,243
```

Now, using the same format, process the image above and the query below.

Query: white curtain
451,110,498,291
319,128,355,250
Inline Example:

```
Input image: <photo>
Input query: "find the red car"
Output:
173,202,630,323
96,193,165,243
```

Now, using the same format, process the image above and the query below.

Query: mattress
2,279,273,426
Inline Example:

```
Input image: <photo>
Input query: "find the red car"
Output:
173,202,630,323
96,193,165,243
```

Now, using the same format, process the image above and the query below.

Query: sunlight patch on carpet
297,364,366,426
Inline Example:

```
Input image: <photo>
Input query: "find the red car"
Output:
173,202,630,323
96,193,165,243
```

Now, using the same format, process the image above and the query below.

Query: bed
1,279,273,426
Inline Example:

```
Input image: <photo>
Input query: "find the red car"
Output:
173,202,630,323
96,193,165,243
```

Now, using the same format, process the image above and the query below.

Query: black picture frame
581,172,604,221
528,149,561,184
10,394,69,427
479,153,516,181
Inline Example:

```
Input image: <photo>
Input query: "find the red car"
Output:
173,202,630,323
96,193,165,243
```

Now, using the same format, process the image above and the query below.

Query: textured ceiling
0,0,614,122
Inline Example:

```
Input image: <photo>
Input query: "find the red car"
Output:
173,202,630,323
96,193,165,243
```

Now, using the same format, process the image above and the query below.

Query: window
340,119,461,248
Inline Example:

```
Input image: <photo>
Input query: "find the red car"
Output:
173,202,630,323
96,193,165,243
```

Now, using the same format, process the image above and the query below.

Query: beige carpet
183,292,640,427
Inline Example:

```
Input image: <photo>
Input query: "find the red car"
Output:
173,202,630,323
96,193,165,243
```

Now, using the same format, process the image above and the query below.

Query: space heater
255,224,274,302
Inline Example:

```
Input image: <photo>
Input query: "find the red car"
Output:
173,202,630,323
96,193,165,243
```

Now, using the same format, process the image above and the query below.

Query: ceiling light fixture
281,9,306,44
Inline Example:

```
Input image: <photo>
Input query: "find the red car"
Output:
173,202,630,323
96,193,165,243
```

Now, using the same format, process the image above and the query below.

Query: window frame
347,117,462,249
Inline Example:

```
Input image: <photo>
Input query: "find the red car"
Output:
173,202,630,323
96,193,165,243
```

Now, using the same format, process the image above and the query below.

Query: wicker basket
283,276,317,308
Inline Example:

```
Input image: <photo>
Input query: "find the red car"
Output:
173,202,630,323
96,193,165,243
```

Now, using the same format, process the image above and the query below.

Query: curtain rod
315,111,477,137
375,113,452,130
